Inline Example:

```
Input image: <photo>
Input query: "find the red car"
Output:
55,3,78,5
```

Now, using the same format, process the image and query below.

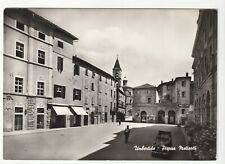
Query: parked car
152,130,173,158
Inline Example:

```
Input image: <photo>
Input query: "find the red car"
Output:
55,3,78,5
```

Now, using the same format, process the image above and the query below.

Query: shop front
70,106,88,126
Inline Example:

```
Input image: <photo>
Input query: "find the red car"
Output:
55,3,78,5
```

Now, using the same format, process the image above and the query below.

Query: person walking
118,119,121,126
124,125,130,143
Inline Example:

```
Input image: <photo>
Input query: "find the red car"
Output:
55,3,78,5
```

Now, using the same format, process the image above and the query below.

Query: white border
1,0,225,164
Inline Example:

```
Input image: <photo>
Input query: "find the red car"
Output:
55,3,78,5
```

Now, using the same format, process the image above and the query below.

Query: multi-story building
122,77,133,121
132,84,157,123
157,73,193,124
112,58,126,121
72,56,117,124
3,8,117,132
192,10,217,127
3,8,73,131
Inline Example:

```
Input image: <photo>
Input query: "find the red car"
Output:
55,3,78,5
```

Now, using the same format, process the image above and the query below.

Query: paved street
4,122,191,160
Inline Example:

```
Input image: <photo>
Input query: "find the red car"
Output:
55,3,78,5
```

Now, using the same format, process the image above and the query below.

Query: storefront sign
27,97,36,128
178,104,190,108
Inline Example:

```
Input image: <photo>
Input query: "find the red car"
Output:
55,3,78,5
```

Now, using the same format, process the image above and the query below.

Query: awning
71,107,88,115
52,106,73,115
118,108,125,114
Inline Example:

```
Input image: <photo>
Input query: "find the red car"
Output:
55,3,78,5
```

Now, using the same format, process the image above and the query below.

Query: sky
32,9,199,87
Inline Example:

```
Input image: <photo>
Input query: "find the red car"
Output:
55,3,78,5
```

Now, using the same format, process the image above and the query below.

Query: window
111,79,113,86
181,81,186,87
85,96,88,105
85,68,88,76
38,50,45,65
57,40,63,48
54,85,66,98
100,75,102,81
182,109,186,114
92,71,95,78
114,91,116,98
37,81,44,96
73,89,81,100
91,83,95,91
37,108,44,129
16,42,24,58
111,90,113,97
148,98,151,103
57,56,63,73
74,64,80,75
182,91,186,98
110,102,112,110
14,107,23,131
105,78,107,84
15,77,23,93
38,32,45,40
16,21,24,31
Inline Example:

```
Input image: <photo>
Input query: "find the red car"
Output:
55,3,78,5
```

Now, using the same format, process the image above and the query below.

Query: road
3,122,191,160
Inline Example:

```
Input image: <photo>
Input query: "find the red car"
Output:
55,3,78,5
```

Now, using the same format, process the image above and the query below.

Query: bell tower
113,57,122,87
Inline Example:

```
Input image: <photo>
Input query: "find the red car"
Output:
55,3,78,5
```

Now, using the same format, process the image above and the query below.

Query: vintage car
152,130,173,158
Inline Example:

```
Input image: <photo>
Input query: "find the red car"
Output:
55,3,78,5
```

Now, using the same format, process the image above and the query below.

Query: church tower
113,57,122,87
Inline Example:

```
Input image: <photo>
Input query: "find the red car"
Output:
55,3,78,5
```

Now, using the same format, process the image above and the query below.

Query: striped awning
71,107,88,115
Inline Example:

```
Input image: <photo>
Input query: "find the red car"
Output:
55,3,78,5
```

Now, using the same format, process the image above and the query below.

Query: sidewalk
3,122,115,137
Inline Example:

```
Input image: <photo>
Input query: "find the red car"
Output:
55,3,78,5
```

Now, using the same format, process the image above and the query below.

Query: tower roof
113,58,122,70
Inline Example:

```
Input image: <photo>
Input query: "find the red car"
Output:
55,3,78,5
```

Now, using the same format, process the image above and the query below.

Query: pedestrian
124,125,130,143
118,119,121,126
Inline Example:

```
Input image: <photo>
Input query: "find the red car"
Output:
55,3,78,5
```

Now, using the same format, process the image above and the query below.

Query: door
141,111,147,122
15,115,23,130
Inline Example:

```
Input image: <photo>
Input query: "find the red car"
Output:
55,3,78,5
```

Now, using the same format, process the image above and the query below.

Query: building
72,56,117,125
192,10,217,127
122,77,133,121
157,73,193,124
132,84,157,123
3,8,117,132
3,8,75,131
112,58,126,121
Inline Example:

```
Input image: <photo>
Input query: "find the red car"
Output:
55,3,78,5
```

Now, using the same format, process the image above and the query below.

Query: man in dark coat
124,125,130,143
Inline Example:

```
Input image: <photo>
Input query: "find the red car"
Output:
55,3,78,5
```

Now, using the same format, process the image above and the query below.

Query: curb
3,122,117,137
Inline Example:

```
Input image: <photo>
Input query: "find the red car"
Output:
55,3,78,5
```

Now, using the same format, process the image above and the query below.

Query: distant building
192,9,217,127
132,84,157,123
113,58,126,121
122,77,133,121
157,73,193,124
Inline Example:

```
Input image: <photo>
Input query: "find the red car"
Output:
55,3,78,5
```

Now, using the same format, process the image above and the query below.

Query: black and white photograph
1,0,224,162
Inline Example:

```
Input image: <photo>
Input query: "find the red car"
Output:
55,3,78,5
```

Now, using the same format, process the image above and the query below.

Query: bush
184,121,216,160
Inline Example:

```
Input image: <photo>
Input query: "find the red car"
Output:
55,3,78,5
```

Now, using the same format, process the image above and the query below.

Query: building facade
122,77,133,121
157,73,193,124
112,58,126,121
192,10,217,127
3,9,117,132
132,84,157,123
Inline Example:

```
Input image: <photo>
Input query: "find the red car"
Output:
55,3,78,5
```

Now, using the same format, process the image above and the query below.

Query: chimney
172,78,174,81
161,80,163,84
186,72,189,77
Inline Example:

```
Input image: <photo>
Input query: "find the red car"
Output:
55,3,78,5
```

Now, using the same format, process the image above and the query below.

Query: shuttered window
54,85,66,98
57,56,63,73
73,89,81,100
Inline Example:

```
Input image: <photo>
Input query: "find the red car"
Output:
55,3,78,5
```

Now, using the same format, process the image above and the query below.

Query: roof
73,56,116,81
134,83,156,89
113,58,121,70
5,8,79,41
157,76,191,88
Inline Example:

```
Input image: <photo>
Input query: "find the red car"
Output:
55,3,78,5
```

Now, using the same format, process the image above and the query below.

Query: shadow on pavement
81,125,191,160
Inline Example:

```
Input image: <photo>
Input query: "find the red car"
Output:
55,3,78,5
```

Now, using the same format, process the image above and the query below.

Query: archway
140,111,147,122
158,110,165,123
168,110,176,124
206,91,210,125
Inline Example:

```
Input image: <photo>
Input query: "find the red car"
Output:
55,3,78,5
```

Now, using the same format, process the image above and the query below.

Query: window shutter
73,89,75,100
54,85,57,97
61,57,63,72
62,86,66,98
79,90,81,100
57,57,61,72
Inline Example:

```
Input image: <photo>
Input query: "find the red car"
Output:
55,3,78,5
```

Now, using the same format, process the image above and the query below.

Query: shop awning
71,107,88,115
118,108,125,114
52,106,73,115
